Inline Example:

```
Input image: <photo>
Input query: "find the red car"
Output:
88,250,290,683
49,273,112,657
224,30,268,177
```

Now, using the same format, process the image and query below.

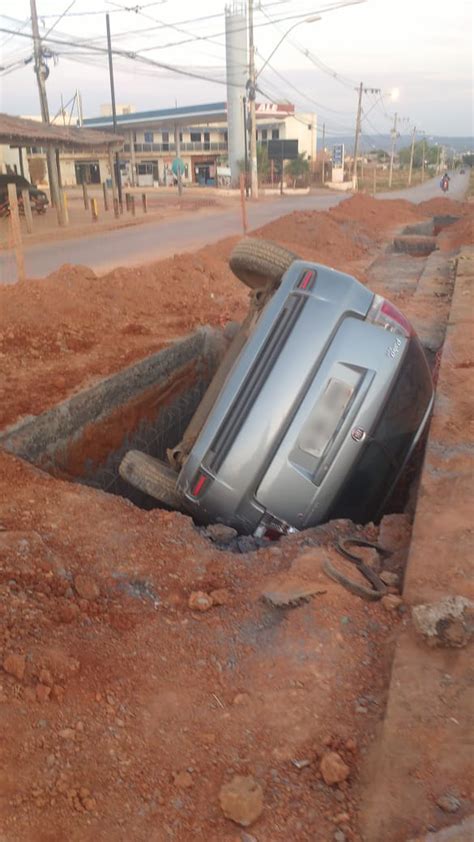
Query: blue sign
333,144,344,168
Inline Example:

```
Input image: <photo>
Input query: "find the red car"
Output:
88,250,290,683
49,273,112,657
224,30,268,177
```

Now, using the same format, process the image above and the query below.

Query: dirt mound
254,210,372,266
0,449,402,842
438,215,474,252
417,197,472,216
0,247,247,429
329,194,422,235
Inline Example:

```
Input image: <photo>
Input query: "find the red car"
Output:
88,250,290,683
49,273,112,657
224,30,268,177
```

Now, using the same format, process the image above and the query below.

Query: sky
0,0,472,138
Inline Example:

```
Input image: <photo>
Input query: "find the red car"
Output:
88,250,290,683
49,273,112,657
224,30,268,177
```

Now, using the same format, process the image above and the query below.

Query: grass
356,167,432,193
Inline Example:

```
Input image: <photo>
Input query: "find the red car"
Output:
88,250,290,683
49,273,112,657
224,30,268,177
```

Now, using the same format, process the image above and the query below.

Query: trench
0,222,455,540
0,327,226,510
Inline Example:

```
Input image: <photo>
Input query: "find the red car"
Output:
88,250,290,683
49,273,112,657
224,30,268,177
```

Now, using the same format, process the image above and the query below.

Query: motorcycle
440,176,449,193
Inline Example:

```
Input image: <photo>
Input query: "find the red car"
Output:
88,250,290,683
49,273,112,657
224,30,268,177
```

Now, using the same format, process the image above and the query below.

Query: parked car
120,239,434,535
0,173,49,216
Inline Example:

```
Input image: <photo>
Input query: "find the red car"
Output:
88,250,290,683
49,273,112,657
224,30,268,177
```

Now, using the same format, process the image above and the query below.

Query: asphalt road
0,190,343,282
0,171,469,282
377,168,469,202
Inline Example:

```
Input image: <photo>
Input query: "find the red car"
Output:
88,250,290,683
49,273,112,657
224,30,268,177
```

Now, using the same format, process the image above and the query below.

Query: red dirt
0,197,472,840
0,196,419,431
438,214,474,252
328,194,422,236
0,449,403,842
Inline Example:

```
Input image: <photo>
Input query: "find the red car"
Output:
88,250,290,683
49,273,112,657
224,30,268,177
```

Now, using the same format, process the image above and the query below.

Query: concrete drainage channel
393,214,459,257
0,327,226,509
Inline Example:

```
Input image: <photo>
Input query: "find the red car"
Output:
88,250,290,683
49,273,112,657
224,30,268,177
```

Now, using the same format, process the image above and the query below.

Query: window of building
162,131,169,142
190,131,201,142
144,131,154,143
272,129,279,139
261,129,268,141
179,132,183,142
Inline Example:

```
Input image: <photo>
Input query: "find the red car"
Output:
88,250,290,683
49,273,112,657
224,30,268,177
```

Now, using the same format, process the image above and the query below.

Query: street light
256,16,322,79
246,13,321,200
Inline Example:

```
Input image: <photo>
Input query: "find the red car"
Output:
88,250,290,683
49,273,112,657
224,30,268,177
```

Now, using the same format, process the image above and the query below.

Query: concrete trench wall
0,327,226,507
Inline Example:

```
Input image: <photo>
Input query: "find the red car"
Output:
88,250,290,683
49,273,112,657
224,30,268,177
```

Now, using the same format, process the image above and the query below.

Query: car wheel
229,237,299,290
119,450,182,508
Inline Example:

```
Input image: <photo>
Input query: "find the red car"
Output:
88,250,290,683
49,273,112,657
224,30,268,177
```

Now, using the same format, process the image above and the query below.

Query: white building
24,100,317,188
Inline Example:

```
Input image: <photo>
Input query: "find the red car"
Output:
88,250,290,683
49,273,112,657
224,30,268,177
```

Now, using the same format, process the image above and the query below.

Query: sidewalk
360,246,474,840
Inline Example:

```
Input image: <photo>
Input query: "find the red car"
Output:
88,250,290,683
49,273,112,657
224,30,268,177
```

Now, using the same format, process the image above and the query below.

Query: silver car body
177,260,433,534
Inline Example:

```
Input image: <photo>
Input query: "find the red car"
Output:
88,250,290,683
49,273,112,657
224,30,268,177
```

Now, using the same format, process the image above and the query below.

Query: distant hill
324,135,474,155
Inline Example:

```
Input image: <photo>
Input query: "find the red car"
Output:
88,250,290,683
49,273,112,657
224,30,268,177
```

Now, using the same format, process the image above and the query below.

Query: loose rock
412,596,474,648
36,683,51,703
74,575,100,601
188,591,214,612
219,775,264,827
173,771,193,789
378,513,411,552
210,588,231,606
381,594,403,612
436,793,461,813
320,752,350,786
380,571,400,587
206,524,238,544
3,653,26,681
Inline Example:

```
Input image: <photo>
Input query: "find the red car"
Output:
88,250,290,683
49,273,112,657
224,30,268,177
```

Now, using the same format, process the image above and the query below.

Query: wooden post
21,189,33,234
102,181,109,211
373,166,377,196
108,146,118,213
7,184,25,281
130,195,136,216
141,193,147,213
82,181,89,210
60,190,69,225
125,192,131,211
113,198,119,217
91,198,98,222
239,173,248,234
129,130,136,187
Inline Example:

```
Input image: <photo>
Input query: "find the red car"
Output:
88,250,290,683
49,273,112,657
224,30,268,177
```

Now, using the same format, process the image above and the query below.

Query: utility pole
106,13,123,211
30,0,64,223
321,122,326,184
242,95,249,198
407,125,416,186
352,82,363,188
388,112,398,188
76,88,83,126
248,0,258,199
421,136,426,183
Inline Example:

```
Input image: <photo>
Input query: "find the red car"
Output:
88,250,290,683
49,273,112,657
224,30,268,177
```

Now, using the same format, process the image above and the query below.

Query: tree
237,143,270,186
285,152,310,188
398,141,439,168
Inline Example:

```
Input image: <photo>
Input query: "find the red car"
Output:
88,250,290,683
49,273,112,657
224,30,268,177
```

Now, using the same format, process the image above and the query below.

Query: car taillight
191,472,208,498
366,294,412,338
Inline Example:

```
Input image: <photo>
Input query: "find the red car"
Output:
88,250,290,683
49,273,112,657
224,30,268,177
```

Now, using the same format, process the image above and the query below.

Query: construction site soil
0,194,472,841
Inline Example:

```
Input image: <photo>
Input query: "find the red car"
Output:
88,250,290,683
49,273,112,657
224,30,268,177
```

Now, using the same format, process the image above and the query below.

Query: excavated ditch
0,327,226,509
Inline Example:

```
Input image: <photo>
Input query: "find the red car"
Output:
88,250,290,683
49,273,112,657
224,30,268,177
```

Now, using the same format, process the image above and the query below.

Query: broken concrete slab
412,596,474,648
407,815,474,841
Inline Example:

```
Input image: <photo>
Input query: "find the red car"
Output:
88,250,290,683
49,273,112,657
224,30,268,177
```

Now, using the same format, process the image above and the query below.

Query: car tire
119,450,182,508
229,237,299,290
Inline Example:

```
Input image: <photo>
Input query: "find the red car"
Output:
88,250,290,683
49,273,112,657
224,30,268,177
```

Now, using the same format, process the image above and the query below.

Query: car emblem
351,427,366,442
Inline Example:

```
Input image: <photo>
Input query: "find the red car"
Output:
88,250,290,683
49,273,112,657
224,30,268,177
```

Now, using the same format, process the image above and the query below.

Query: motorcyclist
440,172,450,192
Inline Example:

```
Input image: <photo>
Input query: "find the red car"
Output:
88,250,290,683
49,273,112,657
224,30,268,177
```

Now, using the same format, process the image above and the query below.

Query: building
23,101,317,188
